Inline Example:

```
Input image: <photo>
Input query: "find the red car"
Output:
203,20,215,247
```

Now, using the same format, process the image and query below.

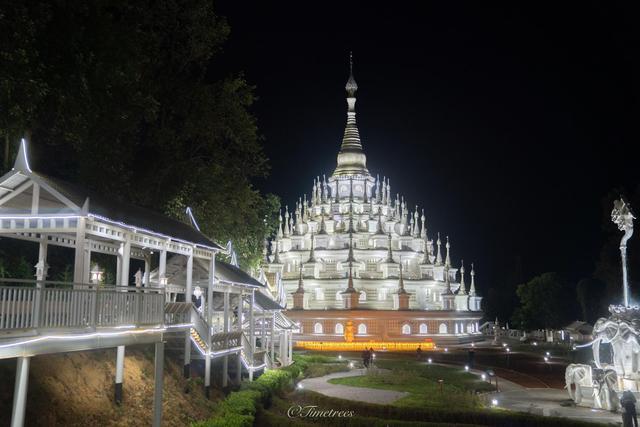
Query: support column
158,247,167,288
236,291,243,384
120,240,131,287
271,312,276,363
222,290,230,387
205,253,216,397
249,290,256,353
115,346,125,404
33,239,48,328
288,330,293,364
152,342,164,427
236,352,242,384
73,218,86,284
11,357,30,427
183,252,193,379
261,310,266,350
143,253,151,287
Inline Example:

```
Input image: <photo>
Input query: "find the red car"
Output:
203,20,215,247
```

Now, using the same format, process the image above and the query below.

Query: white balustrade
0,279,166,334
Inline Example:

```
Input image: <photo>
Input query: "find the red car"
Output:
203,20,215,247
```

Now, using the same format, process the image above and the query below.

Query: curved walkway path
298,368,408,405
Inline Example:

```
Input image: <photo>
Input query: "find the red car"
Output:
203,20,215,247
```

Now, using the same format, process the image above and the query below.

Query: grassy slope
328,362,494,409
0,346,220,426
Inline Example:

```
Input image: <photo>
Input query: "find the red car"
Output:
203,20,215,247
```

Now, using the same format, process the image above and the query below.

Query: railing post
32,282,42,329
90,286,98,328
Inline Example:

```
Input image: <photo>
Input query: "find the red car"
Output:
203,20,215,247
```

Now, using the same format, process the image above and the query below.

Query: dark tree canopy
511,272,576,330
0,1,279,268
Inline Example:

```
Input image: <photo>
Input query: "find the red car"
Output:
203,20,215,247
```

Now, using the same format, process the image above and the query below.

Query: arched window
402,324,411,335
314,288,324,301
336,290,343,301
314,322,323,334
359,290,367,302
455,323,459,334
357,323,367,335
439,323,448,334
419,323,428,334
467,323,473,333
335,323,344,334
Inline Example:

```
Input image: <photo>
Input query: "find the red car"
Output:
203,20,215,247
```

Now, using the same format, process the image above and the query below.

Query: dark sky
216,2,639,299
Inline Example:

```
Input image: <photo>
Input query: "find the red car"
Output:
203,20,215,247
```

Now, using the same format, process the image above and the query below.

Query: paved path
298,369,408,405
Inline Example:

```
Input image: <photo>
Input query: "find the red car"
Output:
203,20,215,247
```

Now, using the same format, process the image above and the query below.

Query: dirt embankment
0,346,221,426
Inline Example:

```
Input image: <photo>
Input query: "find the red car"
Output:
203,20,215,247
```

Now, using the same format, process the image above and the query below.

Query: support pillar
120,240,131,287
115,345,125,404
152,342,164,427
288,330,293,364
11,357,30,427
271,312,276,363
205,253,216,396
236,352,242,383
249,290,255,353
73,218,86,284
183,252,193,378
222,290,230,387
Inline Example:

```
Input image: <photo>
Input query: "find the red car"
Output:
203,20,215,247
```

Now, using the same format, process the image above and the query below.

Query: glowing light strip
0,215,81,220
89,214,222,252
20,138,32,173
0,327,167,350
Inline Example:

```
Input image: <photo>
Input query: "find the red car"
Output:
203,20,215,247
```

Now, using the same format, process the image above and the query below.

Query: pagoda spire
435,233,443,265
420,209,427,239
277,210,283,239
386,233,395,263
318,207,328,235
284,206,290,237
297,263,305,292
273,239,281,264
333,52,368,177
398,262,408,294
458,260,467,295
375,206,385,235
443,265,453,294
469,263,477,296
308,232,316,263
347,233,356,263
445,236,451,267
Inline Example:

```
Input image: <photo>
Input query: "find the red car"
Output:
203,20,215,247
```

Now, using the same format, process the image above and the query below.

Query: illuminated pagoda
263,56,483,351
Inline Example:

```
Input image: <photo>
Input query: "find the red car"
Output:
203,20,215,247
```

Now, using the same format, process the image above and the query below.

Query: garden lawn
329,361,494,409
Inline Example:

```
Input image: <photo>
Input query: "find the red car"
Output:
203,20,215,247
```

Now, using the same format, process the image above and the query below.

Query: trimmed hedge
192,369,294,427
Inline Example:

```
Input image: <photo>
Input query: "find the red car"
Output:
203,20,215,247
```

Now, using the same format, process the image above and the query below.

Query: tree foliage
0,1,279,268
511,272,575,330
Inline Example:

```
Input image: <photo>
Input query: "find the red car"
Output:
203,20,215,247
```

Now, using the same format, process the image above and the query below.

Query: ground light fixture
444,348,448,352
481,373,487,381
297,383,304,390
491,398,498,407
427,358,433,364
338,355,342,359
544,356,549,362
506,348,510,353
545,351,550,357
464,365,469,371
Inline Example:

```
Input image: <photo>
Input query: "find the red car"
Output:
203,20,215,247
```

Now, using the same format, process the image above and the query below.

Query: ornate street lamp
90,263,104,284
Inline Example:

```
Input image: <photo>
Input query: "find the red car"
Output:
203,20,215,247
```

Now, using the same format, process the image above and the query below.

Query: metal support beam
115,345,125,404
184,252,193,378
11,357,30,427
152,342,164,427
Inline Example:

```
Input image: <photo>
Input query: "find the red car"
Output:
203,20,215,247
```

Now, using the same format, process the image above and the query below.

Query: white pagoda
263,57,483,351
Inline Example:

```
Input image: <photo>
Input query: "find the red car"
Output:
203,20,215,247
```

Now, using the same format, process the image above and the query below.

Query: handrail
0,282,165,333
0,277,164,293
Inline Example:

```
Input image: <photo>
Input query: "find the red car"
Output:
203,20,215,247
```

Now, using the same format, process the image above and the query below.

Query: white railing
0,278,165,334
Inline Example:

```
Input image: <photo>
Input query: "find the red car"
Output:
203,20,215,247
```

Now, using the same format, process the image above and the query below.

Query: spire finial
345,52,358,98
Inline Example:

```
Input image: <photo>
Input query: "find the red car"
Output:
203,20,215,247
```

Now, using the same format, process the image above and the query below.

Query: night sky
216,2,639,297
